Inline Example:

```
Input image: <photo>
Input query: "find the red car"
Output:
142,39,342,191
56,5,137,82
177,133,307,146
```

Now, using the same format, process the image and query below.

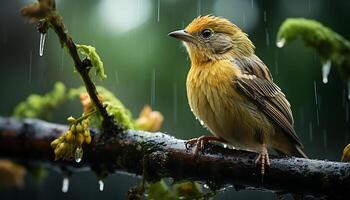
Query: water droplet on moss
276,38,285,48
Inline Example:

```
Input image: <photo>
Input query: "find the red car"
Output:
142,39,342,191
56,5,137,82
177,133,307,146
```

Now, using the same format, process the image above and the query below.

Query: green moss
76,44,107,80
277,18,350,81
13,82,67,119
95,86,137,129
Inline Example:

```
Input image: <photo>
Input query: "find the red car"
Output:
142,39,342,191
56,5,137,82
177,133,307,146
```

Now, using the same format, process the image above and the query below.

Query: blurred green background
1,0,349,199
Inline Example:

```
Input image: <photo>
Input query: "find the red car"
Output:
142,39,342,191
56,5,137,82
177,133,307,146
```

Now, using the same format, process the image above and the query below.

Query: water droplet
199,120,204,126
151,68,156,107
75,147,83,163
308,122,313,142
276,38,285,48
61,177,69,193
197,0,201,16
157,0,160,22
173,82,178,124
242,12,246,29
39,33,46,56
98,180,104,191
323,130,327,150
265,28,270,46
347,80,350,100
29,51,32,83
322,60,331,84
313,81,318,105
203,184,209,189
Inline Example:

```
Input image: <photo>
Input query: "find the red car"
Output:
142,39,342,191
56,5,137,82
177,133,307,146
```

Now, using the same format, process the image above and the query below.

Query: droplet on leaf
74,147,83,163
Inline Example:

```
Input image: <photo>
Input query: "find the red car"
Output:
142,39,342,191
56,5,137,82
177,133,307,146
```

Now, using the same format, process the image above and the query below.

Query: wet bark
0,117,349,199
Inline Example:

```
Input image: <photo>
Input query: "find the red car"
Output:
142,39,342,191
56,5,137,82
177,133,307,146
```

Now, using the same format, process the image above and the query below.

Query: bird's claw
185,136,224,156
255,147,270,176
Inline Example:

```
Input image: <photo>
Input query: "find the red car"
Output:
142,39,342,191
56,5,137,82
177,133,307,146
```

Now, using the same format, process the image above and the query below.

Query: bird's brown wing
232,56,302,147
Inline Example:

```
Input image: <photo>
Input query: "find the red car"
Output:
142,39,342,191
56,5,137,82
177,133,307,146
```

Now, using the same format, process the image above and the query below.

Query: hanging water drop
98,180,104,191
322,60,331,84
61,176,69,193
276,38,285,48
39,33,46,56
74,147,83,163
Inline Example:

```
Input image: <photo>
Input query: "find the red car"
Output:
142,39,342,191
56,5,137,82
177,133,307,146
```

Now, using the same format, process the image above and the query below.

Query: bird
168,15,306,175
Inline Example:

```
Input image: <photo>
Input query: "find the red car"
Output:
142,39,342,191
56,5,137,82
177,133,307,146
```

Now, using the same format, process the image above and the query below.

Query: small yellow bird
169,15,306,174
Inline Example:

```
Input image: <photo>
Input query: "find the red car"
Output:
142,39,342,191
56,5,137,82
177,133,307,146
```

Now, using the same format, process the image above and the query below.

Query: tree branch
0,117,349,199
20,0,120,133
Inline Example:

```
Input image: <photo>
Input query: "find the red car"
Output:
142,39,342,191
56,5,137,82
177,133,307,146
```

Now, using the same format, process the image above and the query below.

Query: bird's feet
185,135,224,156
255,144,270,176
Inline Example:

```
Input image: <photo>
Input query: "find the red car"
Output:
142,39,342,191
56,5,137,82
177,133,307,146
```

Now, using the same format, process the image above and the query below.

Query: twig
20,0,120,133
0,117,349,200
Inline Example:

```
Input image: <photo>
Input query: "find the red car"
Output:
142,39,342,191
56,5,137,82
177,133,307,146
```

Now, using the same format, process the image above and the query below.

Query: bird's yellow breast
186,60,272,151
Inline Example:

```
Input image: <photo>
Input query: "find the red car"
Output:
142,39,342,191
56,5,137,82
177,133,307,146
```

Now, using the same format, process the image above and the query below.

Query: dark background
0,0,349,199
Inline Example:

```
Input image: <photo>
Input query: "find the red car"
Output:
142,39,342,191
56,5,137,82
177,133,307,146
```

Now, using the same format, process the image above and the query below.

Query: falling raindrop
308,122,313,142
323,130,327,149
316,108,320,126
115,70,119,86
263,10,267,22
242,12,246,29
173,82,178,124
74,147,83,163
98,180,104,191
276,38,285,48
274,59,279,75
346,101,349,122
29,51,33,84
61,176,69,193
151,68,156,107
313,81,318,105
197,0,201,16
60,48,64,72
251,0,254,8
265,28,270,46
347,80,350,100
157,0,160,22
321,60,331,84
39,33,46,56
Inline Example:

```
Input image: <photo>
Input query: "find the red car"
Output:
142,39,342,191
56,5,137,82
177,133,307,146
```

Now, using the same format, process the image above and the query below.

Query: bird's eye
200,29,213,39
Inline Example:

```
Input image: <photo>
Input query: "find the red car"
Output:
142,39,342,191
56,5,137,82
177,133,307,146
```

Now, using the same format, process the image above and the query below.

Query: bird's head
169,15,255,65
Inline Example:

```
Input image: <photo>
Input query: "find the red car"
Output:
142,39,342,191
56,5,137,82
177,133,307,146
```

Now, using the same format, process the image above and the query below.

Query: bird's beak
168,30,195,43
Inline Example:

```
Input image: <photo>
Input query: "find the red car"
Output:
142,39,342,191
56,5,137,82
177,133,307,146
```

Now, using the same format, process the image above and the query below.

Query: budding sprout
50,113,93,162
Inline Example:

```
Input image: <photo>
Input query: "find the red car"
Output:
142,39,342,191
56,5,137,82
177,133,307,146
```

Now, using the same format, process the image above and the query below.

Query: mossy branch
20,0,120,134
0,117,349,200
277,18,350,84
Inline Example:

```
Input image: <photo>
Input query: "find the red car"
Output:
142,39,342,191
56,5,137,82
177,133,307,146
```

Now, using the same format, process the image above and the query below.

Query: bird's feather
232,56,302,147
